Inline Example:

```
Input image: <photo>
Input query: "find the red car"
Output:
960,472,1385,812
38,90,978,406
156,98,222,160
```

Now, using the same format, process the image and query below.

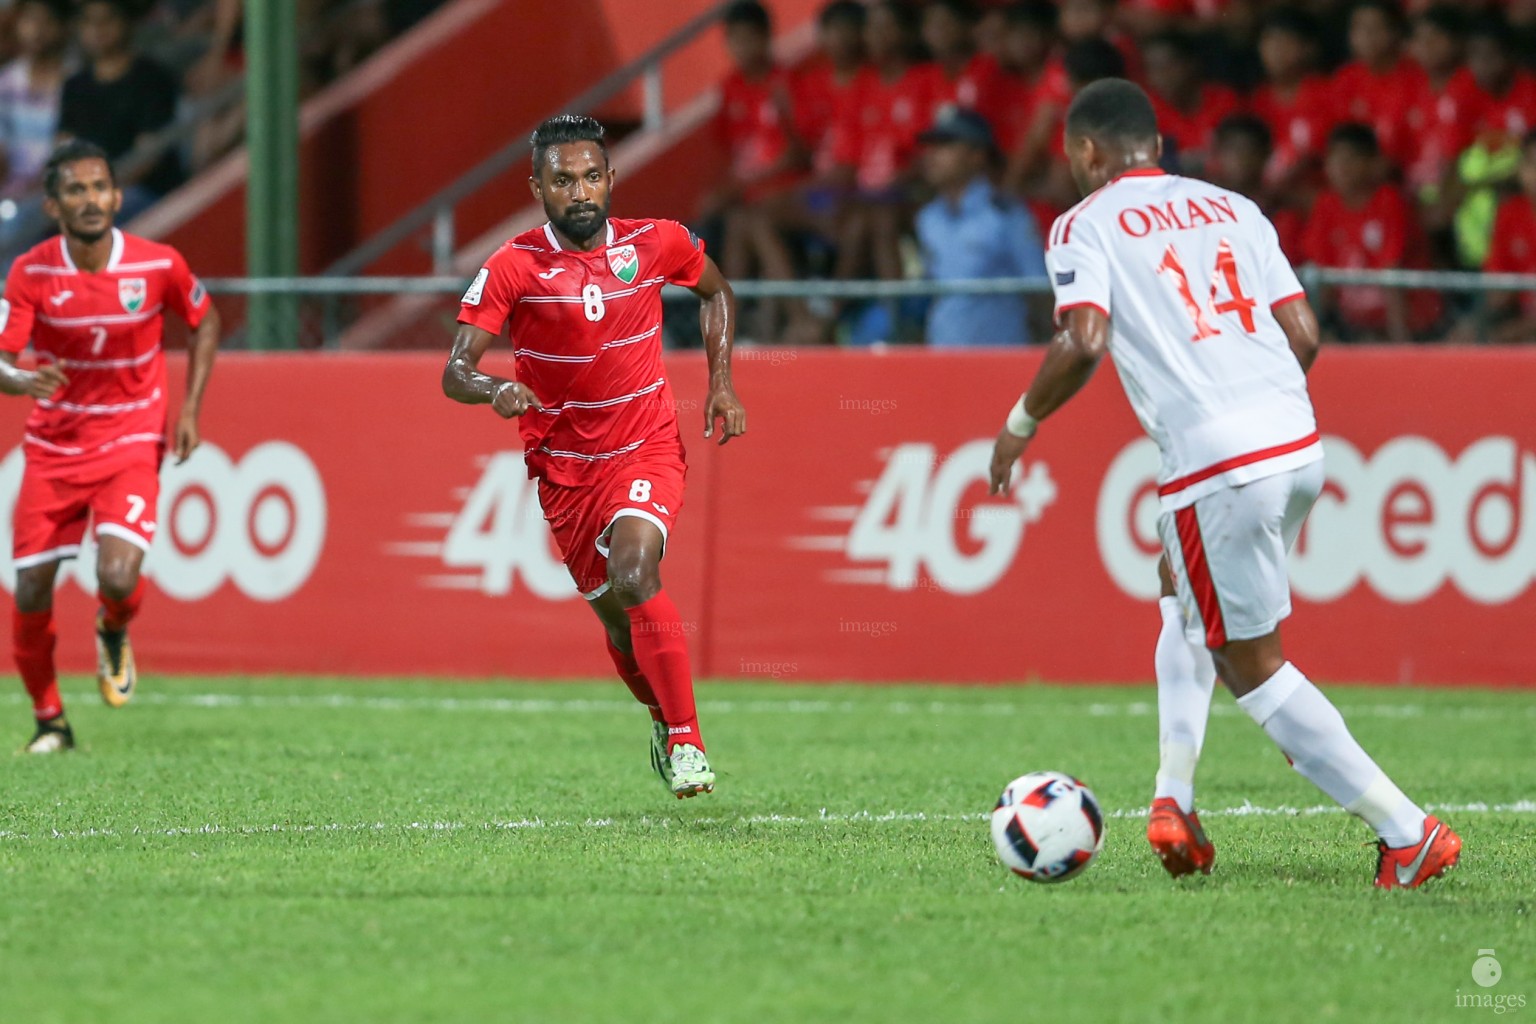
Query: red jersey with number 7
1044,169,1320,510
0,228,210,470
456,218,706,487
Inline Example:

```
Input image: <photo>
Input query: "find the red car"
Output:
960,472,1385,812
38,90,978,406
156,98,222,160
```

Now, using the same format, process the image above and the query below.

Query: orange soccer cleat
1147,797,1216,878
1374,815,1461,890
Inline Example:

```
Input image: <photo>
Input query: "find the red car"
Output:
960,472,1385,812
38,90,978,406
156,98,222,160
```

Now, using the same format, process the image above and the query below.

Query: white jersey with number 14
1045,168,1321,510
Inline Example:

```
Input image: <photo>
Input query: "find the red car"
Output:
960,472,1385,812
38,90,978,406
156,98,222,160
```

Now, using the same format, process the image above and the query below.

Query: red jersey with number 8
456,218,706,487
1044,169,1321,510
0,228,210,470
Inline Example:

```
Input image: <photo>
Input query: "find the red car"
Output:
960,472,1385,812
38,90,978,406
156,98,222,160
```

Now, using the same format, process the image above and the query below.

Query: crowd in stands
708,0,1536,345
0,0,447,220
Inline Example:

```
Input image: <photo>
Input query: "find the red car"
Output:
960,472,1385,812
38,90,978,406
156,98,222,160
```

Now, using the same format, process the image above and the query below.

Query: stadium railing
199,268,1536,348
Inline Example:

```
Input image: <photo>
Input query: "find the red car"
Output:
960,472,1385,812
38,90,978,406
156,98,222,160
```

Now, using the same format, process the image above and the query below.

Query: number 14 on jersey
1156,238,1257,342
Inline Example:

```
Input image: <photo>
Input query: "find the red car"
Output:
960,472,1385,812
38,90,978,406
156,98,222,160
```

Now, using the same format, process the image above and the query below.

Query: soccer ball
990,771,1105,883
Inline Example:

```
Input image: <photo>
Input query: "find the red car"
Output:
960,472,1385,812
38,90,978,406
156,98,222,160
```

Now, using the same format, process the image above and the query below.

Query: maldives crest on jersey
608,244,639,284
119,277,147,314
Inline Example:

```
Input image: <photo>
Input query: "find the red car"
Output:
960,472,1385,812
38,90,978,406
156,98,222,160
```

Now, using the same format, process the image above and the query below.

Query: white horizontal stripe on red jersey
536,437,647,461
24,431,164,456
112,260,173,272
612,224,656,245
513,323,662,363
518,276,667,305
541,376,666,415
38,304,163,328
23,264,76,276
38,386,162,415
509,242,546,252
53,345,161,370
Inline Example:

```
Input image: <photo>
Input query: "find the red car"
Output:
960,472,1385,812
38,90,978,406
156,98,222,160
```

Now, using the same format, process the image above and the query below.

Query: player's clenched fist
988,428,1030,495
491,380,542,418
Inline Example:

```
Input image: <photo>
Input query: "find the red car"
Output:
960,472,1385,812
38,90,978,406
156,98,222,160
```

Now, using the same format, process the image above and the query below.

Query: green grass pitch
1,678,1532,1023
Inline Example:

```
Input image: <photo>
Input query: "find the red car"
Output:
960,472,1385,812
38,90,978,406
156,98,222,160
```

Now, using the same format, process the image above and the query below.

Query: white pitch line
2,691,1532,720
1,800,1530,844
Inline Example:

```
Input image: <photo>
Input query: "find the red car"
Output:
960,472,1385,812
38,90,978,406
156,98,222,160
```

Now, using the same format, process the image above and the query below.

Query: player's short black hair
818,0,865,30
1004,0,1057,32
1063,38,1127,88
43,138,114,198
1351,0,1405,34
1415,4,1468,38
1214,113,1273,153
1327,122,1380,157
1261,7,1320,41
723,1,771,33
1066,77,1158,148
530,115,608,174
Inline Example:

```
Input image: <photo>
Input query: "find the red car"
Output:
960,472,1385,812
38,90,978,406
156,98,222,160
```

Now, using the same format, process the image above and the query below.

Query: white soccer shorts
1157,460,1325,649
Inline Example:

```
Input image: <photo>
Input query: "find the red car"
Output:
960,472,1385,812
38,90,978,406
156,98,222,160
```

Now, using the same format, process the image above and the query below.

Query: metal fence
198,268,1536,349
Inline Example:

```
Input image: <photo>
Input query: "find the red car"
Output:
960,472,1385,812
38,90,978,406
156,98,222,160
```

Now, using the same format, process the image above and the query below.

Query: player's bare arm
0,351,68,399
692,255,746,445
442,322,543,417
1274,297,1321,374
174,302,220,464
988,304,1111,495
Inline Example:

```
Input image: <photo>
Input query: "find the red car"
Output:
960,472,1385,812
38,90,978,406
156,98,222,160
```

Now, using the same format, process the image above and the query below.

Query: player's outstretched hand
704,384,746,445
492,381,542,419
989,428,1030,495
26,364,68,399
174,411,201,464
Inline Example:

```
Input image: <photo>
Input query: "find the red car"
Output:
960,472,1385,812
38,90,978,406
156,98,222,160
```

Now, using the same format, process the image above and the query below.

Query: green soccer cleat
650,721,673,786
668,743,715,799
96,612,136,708
23,714,74,754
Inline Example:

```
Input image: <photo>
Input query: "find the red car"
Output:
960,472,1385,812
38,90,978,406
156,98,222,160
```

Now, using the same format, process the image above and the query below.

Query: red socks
14,609,61,720
605,635,664,723
101,579,145,632
623,591,704,751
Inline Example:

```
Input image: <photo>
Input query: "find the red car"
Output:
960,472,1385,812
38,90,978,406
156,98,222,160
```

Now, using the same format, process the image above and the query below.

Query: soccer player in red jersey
1,140,218,753
442,116,746,799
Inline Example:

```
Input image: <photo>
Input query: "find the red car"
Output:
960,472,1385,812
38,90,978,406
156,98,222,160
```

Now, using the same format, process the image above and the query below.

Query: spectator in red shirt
1332,1,1424,172
1251,7,1335,204
795,0,866,178
920,0,1004,122
1058,0,1142,80
992,1,1062,155
1482,129,1536,341
1403,4,1475,210
708,2,808,339
1206,114,1305,260
1301,124,1442,342
1006,37,1126,206
832,0,935,281
1143,30,1243,176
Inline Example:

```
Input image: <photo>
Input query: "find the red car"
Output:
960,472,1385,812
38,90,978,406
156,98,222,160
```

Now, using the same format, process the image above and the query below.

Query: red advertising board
1,348,1531,685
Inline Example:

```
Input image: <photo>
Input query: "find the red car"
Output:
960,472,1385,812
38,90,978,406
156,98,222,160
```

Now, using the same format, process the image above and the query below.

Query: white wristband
1004,397,1038,439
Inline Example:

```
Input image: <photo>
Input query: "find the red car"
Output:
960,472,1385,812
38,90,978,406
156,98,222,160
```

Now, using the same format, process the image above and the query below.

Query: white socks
1236,662,1427,848
1153,596,1216,814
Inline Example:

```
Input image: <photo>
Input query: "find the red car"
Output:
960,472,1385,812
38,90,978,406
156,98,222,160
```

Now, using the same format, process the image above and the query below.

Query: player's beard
67,208,111,246
552,199,609,245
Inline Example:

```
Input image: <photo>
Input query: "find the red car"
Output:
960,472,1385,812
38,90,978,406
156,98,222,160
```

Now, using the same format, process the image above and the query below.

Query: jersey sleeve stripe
1270,292,1306,310
1056,301,1111,322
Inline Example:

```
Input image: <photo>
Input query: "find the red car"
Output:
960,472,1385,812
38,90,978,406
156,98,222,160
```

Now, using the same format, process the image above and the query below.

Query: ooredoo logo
0,441,327,602
1097,435,1536,604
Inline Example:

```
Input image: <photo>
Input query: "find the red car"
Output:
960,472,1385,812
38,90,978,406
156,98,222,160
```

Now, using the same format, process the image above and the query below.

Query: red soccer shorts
537,442,687,599
13,446,163,568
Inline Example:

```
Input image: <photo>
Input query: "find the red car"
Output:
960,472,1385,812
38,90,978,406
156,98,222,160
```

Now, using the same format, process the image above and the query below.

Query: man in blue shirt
915,108,1047,346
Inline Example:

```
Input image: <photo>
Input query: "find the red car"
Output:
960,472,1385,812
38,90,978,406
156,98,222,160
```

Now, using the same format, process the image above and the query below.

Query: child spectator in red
1332,0,1424,171
1144,31,1243,175
1251,7,1335,203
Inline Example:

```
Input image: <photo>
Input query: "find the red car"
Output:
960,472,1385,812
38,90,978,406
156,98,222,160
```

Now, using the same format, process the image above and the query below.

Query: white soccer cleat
668,743,715,799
